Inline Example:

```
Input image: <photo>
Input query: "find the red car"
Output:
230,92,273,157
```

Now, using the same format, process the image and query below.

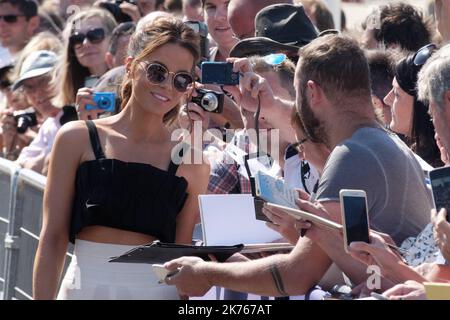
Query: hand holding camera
1,109,16,138
215,58,276,114
13,108,38,134
75,88,111,120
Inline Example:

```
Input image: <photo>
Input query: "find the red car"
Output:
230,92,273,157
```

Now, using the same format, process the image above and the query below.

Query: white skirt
57,239,179,300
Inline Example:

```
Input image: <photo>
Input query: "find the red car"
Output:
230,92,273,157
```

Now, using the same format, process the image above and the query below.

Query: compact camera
184,21,209,61
13,108,38,134
86,92,116,113
191,88,224,113
201,62,240,86
99,0,137,23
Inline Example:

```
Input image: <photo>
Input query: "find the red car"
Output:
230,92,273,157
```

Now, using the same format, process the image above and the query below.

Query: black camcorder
13,108,38,134
192,89,224,114
99,0,137,24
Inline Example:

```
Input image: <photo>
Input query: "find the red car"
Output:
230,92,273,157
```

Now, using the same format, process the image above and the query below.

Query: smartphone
151,264,179,284
339,189,370,253
429,166,450,222
201,62,240,85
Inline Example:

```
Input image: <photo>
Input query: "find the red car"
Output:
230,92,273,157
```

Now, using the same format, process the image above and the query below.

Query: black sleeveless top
69,120,189,244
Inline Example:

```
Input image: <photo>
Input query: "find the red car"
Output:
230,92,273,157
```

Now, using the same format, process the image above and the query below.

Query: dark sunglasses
143,62,194,93
414,43,437,66
69,28,106,48
0,14,25,23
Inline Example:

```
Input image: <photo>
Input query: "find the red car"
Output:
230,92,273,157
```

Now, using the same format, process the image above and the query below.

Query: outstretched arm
165,235,332,297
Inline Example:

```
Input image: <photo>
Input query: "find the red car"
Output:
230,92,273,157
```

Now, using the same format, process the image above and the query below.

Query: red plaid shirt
207,131,252,194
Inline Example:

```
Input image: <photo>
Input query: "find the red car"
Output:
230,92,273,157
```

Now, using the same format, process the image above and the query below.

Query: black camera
13,108,38,134
201,62,240,86
99,0,137,24
192,89,224,113
184,21,209,61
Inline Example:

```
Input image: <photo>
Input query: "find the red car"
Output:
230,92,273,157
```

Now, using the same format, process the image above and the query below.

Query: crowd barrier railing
0,158,72,300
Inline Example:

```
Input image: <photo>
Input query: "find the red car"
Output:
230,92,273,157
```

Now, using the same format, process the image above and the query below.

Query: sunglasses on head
143,62,194,93
69,28,106,49
414,43,437,66
264,53,287,66
0,14,25,23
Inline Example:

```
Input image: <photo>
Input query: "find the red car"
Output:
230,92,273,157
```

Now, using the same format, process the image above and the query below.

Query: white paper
198,194,281,246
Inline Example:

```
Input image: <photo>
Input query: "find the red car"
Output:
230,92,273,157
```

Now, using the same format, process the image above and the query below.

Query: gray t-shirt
313,127,432,244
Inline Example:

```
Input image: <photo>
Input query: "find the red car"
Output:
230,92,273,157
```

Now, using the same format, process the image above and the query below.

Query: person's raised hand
75,88,105,120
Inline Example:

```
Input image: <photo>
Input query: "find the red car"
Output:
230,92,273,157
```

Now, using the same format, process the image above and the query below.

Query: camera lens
16,115,33,134
99,97,111,109
201,93,218,112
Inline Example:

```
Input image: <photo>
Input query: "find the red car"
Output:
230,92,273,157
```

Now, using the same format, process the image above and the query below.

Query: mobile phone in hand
339,189,370,253
430,167,450,222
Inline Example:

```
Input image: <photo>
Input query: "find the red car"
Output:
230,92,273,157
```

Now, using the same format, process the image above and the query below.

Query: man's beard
298,93,328,145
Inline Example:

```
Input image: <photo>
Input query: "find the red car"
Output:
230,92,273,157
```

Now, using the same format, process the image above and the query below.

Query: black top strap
85,120,106,160
168,143,188,175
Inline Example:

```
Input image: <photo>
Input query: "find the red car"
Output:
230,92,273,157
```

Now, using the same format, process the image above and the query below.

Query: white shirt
283,146,320,193
0,45,13,68
16,110,63,166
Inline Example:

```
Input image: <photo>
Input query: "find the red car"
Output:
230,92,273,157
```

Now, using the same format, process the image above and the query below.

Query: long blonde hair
121,18,200,125
54,8,117,106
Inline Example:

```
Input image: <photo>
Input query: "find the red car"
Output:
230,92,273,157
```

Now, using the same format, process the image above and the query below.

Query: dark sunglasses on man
0,14,25,23
141,62,194,93
69,28,106,49
414,43,437,66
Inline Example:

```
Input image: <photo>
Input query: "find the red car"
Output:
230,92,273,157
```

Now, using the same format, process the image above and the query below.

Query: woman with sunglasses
33,18,210,300
384,44,443,168
54,8,117,107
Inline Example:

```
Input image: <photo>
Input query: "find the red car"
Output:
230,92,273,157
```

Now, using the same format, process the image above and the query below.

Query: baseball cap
12,50,57,91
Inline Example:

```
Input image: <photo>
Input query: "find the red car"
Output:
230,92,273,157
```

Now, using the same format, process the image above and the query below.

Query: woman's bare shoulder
53,121,91,162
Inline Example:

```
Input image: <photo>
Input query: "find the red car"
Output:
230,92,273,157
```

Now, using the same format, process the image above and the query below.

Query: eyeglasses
414,43,437,66
291,138,308,154
69,28,106,49
0,14,25,23
141,62,194,93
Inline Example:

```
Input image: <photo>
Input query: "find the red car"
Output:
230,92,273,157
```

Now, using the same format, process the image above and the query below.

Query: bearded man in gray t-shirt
313,126,432,244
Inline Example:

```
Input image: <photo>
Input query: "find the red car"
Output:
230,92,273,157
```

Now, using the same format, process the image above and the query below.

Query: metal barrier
0,158,20,299
0,159,72,300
